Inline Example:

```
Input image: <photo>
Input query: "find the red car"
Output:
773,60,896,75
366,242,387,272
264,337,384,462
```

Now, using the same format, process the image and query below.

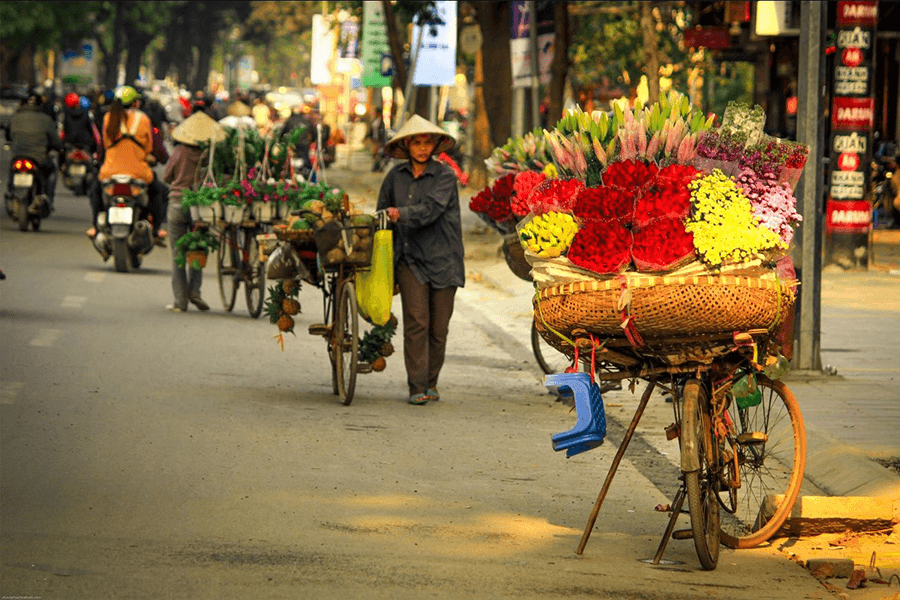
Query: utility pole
794,1,825,372
527,1,540,129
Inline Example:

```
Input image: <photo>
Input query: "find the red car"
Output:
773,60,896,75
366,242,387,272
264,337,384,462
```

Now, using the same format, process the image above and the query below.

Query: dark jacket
376,159,465,289
62,105,97,151
9,104,60,161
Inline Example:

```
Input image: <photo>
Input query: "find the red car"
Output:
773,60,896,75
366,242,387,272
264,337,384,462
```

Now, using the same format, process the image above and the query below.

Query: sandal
427,388,440,401
408,393,430,405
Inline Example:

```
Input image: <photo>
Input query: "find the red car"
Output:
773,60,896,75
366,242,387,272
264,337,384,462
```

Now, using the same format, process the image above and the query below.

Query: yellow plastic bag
355,227,393,326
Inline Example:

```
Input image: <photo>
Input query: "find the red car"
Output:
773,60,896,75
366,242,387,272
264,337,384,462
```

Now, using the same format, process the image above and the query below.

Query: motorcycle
91,175,155,272
871,141,899,229
5,154,51,232
61,144,96,196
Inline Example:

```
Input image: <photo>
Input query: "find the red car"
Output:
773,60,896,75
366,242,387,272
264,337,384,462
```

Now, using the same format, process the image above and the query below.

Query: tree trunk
382,1,408,96
469,45,491,191
547,1,570,128
124,34,153,85
640,2,660,104
192,36,214,93
473,1,511,148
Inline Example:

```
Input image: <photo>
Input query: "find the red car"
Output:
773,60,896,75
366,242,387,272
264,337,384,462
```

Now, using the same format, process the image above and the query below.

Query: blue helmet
80,96,91,110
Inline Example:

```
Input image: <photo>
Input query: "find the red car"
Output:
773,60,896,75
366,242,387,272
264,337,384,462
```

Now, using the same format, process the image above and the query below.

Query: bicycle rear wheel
719,375,806,549
334,279,359,405
243,229,265,319
531,321,570,375
681,378,720,571
217,226,239,311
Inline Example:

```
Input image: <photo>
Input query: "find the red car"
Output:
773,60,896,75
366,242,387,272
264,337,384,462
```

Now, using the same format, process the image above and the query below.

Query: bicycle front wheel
217,226,239,311
719,375,806,549
334,279,359,405
681,378,720,571
243,230,266,319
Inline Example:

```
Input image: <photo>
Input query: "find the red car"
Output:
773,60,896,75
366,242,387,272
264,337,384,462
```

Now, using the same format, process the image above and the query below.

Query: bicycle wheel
681,378,720,571
243,229,266,319
217,226,239,311
334,279,359,405
532,321,570,375
719,375,806,549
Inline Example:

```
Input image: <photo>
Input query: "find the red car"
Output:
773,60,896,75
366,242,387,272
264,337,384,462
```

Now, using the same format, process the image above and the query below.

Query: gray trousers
397,263,457,396
167,202,201,310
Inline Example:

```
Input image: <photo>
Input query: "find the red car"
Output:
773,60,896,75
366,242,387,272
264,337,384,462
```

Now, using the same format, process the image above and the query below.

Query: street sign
362,1,392,87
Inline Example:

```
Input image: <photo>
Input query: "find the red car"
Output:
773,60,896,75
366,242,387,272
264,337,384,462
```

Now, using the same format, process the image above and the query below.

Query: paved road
1,173,835,599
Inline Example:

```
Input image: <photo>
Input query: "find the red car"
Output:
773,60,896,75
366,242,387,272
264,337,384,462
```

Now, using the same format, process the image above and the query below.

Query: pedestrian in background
376,116,465,405
162,111,225,313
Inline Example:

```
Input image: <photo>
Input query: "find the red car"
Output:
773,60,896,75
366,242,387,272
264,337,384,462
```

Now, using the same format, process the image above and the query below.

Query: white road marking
0,382,25,405
30,329,62,347
60,295,87,309
84,273,106,283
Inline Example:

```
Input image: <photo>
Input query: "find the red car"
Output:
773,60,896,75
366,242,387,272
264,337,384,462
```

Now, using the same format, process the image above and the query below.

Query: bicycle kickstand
651,483,688,565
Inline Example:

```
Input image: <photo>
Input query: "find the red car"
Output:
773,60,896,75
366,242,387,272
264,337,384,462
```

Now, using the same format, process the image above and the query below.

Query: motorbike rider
86,85,167,243
5,90,62,209
61,92,99,170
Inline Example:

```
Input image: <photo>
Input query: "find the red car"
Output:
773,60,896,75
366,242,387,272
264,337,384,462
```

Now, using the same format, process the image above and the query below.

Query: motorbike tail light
112,183,133,196
116,202,127,208
70,149,90,161
13,159,34,171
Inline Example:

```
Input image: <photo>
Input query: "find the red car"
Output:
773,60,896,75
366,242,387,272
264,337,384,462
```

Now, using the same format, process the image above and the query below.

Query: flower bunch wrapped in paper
473,91,807,360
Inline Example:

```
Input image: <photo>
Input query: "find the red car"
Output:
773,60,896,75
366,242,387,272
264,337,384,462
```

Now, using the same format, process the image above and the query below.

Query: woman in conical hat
382,114,456,159
376,115,464,406
162,111,225,313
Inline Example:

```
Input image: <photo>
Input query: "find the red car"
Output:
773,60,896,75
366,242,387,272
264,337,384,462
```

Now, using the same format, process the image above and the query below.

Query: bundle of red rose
535,160,700,274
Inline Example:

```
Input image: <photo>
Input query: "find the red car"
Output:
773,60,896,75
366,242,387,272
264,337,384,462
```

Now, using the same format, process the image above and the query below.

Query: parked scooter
91,175,155,272
5,154,51,231
61,144,96,196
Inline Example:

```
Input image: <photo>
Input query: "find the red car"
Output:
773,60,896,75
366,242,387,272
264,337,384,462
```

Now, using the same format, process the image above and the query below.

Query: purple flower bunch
734,169,802,246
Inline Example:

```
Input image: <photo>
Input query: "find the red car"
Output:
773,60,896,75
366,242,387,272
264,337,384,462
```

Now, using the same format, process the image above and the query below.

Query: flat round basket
534,273,794,343
502,234,532,282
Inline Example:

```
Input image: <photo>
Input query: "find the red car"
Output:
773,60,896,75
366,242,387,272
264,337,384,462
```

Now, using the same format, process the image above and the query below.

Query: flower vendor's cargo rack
472,93,807,571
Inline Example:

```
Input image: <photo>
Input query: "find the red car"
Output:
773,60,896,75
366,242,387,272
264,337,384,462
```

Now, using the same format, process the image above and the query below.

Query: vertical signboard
510,1,555,88
311,14,336,86
411,1,458,86
361,1,392,87
826,0,877,242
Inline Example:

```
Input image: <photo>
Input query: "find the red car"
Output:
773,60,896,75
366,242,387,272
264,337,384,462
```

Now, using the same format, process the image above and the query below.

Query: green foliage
174,230,219,269
358,314,398,364
569,2,693,106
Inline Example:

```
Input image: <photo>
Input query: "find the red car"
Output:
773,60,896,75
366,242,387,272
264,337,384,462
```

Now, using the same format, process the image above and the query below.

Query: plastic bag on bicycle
356,228,393,326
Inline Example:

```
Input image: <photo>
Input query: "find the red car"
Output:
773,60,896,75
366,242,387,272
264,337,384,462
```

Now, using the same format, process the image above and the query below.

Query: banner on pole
510,1,554,88
362,2,393,87
311,14,336,86
411,1,457,87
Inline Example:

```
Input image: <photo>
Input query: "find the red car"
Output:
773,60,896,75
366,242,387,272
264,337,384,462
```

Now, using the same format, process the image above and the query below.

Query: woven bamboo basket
533,272,795,364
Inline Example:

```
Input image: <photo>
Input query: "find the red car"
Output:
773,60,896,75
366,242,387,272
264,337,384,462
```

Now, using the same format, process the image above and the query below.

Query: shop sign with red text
826,200,871,233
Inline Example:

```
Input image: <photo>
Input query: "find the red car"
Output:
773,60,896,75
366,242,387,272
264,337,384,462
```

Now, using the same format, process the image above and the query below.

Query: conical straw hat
383,114,455,159
226,100,252,117
171,111,227,146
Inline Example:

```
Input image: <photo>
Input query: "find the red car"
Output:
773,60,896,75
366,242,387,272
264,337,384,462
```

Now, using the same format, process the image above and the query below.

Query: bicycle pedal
665,423,680,441
672,529,693,540
308,323,331,336
737,432,768,445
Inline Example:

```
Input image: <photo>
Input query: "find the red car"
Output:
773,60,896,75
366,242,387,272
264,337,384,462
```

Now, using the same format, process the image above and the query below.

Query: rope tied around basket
617,275,645,348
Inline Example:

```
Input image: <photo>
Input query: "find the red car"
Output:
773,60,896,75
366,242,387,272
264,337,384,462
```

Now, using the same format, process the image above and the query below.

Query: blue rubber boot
546,372,607,458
